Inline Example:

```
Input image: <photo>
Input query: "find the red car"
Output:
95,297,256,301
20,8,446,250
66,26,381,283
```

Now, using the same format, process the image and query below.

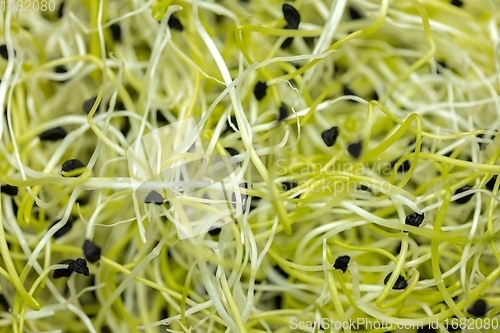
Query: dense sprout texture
1,0,500,332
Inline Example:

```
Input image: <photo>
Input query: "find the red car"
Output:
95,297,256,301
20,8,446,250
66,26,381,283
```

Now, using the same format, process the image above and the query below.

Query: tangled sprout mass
1,0,500,332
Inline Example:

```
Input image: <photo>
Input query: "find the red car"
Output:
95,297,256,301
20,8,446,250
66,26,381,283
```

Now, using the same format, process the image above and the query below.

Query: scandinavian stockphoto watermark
290,317,500,331
290,318,435,331
127,118,246,239
275,158,398,195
